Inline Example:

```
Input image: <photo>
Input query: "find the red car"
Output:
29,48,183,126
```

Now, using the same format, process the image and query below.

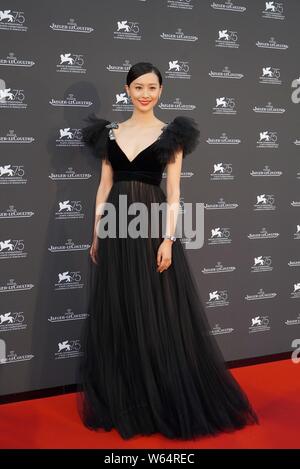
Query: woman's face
126,72,162,112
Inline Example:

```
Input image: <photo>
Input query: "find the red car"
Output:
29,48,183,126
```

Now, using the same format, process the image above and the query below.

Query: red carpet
0,358,299,449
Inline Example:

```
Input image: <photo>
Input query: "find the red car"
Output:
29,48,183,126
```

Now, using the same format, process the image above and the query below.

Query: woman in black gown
77,62,259,440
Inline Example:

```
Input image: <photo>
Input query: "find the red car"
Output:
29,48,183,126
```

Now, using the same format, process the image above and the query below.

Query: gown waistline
113,170,162,186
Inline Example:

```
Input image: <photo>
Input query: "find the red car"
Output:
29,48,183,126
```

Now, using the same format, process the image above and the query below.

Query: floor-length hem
77,387,258,441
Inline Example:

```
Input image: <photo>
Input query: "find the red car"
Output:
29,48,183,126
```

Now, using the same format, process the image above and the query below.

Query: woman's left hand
157,239,173,273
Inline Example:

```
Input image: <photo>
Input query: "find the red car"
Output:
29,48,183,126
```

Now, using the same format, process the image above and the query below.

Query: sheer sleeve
156,115,200,164
81,112,111,160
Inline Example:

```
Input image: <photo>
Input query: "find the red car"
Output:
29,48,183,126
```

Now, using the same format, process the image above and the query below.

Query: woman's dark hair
126,62,162,87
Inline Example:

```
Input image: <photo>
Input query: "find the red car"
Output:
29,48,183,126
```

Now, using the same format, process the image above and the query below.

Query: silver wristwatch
163,234,176,242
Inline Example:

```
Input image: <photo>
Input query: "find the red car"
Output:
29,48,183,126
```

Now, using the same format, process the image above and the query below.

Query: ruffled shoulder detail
155,115,200,164
81,112,112,160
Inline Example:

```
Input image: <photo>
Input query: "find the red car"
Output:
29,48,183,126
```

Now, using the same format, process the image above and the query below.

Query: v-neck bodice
108,122,169,164
104,120,171,186
81,114,201,186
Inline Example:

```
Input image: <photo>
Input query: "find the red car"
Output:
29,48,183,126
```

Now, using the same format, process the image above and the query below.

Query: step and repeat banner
0,0,300,395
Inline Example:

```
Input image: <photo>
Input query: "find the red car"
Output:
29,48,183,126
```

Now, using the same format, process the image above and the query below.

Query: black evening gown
77,113,259,440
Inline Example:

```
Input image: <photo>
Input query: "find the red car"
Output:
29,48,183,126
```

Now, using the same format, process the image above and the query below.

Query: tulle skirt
77,180,259,440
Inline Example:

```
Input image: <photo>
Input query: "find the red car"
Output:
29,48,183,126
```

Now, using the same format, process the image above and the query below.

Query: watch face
164,235,176,241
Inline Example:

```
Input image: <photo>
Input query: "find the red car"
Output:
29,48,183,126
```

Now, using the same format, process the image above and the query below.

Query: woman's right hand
90,235,99,265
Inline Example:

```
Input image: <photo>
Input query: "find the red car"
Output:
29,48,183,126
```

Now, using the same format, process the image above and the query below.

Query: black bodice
81,114,201,187
106,121,169,186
